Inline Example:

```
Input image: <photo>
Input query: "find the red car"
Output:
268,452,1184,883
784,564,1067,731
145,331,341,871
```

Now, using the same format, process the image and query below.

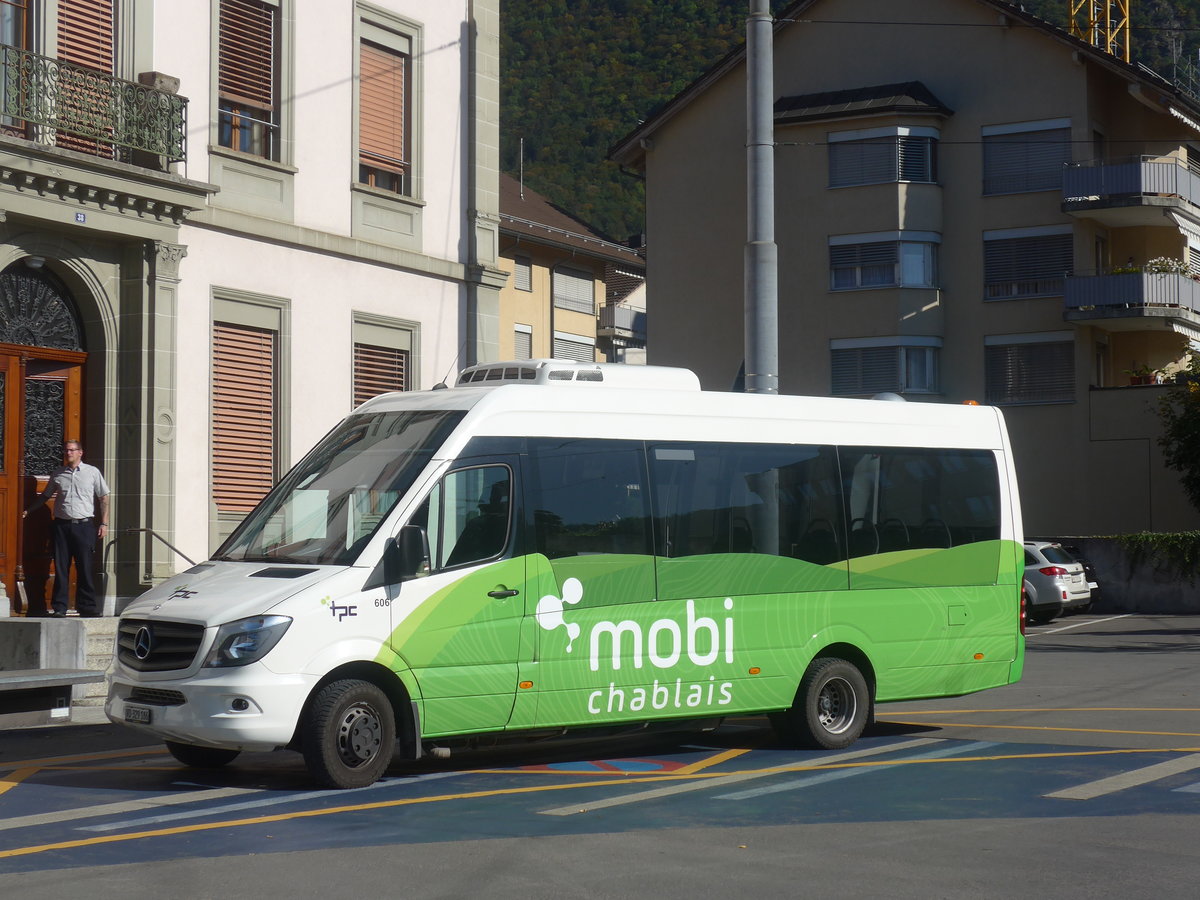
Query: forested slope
501,0,1200,241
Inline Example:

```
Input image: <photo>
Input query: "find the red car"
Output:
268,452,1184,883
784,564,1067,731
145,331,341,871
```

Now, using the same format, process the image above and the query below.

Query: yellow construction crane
1069,0,1131,62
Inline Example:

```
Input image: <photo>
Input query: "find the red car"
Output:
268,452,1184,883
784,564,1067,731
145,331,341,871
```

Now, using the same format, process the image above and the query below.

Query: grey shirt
40,461,111,520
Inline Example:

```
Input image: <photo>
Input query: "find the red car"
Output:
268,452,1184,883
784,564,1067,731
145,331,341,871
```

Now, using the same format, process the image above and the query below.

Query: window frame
352,313,419,407
984,332,1075,405
830,337,942,396
982,118,1072,196
983,226,1073,301
829,232,940,291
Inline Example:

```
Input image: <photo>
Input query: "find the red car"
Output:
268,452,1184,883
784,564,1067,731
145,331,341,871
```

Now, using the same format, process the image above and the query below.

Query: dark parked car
1063,544,1100,611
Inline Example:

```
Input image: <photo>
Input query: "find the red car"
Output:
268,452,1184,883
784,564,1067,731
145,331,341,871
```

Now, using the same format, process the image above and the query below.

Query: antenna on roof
519,137,525,201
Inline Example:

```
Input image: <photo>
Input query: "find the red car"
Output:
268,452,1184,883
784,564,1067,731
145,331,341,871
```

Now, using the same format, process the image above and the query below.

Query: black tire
772,657,870,750
302,679,396,789
165,740,240,769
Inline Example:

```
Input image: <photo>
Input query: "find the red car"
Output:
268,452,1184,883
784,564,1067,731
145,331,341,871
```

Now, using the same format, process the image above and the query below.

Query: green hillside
500,0,1200,242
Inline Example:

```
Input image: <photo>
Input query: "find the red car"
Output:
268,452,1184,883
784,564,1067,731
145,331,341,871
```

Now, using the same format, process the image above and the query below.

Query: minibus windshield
214,409,464,566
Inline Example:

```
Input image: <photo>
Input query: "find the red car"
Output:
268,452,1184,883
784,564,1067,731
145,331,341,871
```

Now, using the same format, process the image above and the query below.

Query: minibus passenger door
385,459,529,737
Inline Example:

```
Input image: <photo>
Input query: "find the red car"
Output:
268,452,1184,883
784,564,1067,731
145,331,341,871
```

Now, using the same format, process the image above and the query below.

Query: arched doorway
0,263,87,615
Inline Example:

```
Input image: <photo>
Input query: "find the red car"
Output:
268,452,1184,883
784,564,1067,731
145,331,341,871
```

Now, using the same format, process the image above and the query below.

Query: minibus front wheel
772,657,870,750
302,679,397,788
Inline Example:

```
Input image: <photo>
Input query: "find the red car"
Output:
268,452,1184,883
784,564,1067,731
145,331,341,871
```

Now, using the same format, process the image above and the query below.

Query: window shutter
831,347,900,394
552,268,595,313
897,136,935,182
212,322,276,514
513,329,532,360
359,40,407,174
985,341,1074,404
513,257,532,291
983,128,1071,194
353,342,407,407
218,0,275,110
552,336,594,362
829,139,897,187
984,234,1072,298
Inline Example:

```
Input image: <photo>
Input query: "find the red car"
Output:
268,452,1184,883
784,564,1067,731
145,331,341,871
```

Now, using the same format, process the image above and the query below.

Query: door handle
488,587,519,599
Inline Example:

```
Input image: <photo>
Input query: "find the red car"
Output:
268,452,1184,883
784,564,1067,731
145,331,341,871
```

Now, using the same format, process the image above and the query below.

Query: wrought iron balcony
1,43,186,165
1064,270,1200,331
1063,156,1200,225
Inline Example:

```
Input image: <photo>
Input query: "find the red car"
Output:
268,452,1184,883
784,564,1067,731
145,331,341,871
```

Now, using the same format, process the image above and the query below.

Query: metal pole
745,0,778,394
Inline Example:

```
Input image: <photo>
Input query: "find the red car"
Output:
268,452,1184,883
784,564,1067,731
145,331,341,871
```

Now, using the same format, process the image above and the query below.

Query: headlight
203,615,292,668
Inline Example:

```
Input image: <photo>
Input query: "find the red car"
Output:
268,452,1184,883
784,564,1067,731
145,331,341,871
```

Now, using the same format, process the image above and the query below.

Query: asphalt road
1,613,1198,899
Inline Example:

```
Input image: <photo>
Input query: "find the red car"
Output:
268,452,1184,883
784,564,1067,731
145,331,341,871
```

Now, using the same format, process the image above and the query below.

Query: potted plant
1124,364,1162,385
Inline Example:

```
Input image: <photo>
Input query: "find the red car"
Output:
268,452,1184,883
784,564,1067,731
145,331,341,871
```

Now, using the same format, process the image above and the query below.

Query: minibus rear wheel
302,679,396,789
771,657,869,750
164,740,240,769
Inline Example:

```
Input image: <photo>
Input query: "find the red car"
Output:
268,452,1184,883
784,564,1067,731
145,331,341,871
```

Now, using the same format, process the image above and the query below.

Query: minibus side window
416,465,512,570
527,439,652,558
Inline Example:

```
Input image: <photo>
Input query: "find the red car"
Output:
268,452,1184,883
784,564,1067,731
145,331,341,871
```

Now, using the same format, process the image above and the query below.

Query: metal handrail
0,43,187,162
103,527,197,574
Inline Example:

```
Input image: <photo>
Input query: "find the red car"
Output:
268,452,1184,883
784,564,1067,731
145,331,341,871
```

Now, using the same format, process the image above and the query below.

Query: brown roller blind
56,0,115,157
212,322,276,514
359,41,407,173
57,0,114,71
353,342,407,407
218,0,275,110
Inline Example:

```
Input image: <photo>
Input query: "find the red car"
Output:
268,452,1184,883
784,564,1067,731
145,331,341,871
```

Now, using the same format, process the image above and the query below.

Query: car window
1024,549,1038,565
1041,545,1074,564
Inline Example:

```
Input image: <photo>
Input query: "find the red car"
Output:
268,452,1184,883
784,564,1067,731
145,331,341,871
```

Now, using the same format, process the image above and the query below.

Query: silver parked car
1023,541,1092,624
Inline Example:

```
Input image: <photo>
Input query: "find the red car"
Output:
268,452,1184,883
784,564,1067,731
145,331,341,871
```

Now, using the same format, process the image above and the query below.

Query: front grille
129,686,187,706
118,619,206,672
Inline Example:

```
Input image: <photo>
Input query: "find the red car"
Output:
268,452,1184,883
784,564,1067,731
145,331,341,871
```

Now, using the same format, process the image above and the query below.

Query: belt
56,517,93,524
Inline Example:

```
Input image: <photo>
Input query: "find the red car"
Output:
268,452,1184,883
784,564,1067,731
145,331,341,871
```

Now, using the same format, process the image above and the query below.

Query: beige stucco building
611,0,1200,537
497,173,645,365
0,0,502,614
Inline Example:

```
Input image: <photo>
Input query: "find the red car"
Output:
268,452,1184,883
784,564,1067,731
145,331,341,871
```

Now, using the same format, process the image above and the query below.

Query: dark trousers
51,519,98,615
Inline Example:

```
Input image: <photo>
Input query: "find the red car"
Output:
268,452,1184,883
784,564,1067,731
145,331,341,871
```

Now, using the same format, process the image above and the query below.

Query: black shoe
46,610,67,618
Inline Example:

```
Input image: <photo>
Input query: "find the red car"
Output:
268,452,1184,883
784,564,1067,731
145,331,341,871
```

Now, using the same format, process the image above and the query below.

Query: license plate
125,705,152,724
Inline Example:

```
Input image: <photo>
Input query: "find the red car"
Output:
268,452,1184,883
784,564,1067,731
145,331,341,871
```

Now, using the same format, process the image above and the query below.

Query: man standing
23,440,111,618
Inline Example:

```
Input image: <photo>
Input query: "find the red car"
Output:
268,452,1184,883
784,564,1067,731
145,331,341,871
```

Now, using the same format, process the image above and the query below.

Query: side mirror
389,524,431,583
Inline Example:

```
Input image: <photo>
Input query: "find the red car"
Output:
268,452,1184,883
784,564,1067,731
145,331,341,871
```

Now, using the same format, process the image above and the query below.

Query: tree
1157,350,1200,514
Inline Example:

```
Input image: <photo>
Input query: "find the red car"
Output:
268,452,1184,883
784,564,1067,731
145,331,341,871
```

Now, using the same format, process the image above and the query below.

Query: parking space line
536,738,942,816
0,787,263,833
79,770,465,832
1046,752,1200,800
714,741,1000,800
0,747,165,772
1033,614,1131,635
880,718,1200,738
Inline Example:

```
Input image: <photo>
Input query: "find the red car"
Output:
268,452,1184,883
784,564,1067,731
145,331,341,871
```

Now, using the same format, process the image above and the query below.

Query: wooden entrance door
0,347,85,614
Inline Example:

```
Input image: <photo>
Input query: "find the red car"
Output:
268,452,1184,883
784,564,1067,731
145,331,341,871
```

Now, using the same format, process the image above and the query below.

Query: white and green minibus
107,360,1025,788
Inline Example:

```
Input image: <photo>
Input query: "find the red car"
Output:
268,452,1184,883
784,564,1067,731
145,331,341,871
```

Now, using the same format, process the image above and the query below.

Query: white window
829,126,938,187
984,226,1073,300
830,232,939,290
984,333,1075,405
553,266,594,314
982,119,1072,195
830,337,941,395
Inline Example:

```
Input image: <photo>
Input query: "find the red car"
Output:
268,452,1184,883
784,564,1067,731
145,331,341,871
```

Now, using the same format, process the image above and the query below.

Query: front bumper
106,669,316,751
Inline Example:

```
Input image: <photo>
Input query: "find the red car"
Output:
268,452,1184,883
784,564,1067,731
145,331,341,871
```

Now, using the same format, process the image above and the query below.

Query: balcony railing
1065,270,1200,315
1,43,186,164
599,304,646,338
1063,156,1200,206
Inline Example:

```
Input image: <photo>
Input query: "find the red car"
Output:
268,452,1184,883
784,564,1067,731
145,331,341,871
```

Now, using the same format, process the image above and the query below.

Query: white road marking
1046,752,1200,800
0,787,262,833
714,741,1000,800
537,738,942,816
1033,614,1131,636
79,770,463,832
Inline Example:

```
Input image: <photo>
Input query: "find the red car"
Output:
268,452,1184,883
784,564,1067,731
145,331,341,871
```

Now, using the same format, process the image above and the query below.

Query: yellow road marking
673,746,751,775
0,747,166,772
882,718,1200,738
0,769,40,799
474,747,753,777
5,745,1198,859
